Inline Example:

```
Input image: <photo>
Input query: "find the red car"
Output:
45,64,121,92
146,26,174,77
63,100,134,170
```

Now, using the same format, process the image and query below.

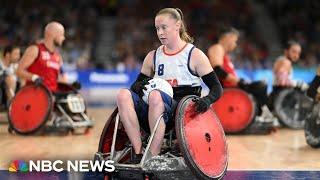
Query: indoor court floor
0,107,319,178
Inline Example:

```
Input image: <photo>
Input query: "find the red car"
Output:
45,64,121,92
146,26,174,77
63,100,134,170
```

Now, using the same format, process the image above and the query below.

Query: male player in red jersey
208,26,273,133
208,26,268,108
17,21,68,92
207,26,239,88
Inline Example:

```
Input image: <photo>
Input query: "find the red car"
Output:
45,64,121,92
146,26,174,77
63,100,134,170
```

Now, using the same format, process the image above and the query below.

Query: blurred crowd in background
0,0,319,71
265,0,320,69
0,0,99,69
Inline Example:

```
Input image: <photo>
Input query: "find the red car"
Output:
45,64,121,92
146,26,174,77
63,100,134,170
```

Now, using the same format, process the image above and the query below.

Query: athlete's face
10,48,21,63
54,28,65,47
225,33,238,52
285,44,301,62
155,14,180,45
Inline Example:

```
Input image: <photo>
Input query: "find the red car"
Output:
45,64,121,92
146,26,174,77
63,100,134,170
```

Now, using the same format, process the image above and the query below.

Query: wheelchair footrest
71,120,93,128
53,118,93,129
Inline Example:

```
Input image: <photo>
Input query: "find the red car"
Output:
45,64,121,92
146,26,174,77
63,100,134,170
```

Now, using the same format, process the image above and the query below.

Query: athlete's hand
193,96,212,114
32,75,43,86
71,81,81,90
131,80,149,97
237,78,249,90
293,81,309,91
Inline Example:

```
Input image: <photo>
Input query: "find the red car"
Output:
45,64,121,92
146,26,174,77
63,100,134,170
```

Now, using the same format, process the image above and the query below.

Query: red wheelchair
212,88,274,134
8,83,93,135
94,95,228,180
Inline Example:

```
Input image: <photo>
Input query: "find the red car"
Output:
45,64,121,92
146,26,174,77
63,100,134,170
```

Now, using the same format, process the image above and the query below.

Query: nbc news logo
8,160,28,173
8,159,114,172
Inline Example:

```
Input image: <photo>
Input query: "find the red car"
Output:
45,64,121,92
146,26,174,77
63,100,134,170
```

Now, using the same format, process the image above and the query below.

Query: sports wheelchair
94,96,228,180
270,88,312,129
8,83,93,135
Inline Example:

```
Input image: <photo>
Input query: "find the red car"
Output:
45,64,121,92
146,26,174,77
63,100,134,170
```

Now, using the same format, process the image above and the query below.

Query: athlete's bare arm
16,45,39,81
273,58,292,86
58,73,68,83
190,48,213,76
140,50,155,77
208,45,224,67
57,55,68,83
191,48,223,113
208,44,238,85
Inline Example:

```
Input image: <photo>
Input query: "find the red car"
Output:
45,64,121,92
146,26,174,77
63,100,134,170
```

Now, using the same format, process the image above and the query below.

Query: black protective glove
307,75,320,99
237,78,249,90
193,71,223,114
34,77,43,86
193,96,212,114
71,81,82,90
294,81,309,92
130,79,150,97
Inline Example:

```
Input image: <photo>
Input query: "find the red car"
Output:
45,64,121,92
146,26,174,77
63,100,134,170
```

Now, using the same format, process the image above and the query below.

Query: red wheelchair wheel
98,108,129,154
176,96,228,179
212,88,256,133
8,84,52,135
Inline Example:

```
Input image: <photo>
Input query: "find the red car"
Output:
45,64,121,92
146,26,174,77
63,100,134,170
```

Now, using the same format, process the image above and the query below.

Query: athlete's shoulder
208,43,224,53
276,56,291,65
142,50,157,69
154,45,164,53
274,56,291,71
145,50,156,60
191,47,208,59
24,45,39,56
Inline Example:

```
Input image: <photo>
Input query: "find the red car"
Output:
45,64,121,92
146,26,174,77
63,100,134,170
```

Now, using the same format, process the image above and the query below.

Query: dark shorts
239,81,268,115
129,89,177,133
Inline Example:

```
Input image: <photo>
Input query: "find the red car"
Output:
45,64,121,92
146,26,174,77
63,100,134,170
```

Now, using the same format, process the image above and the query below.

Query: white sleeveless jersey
153,43,202,87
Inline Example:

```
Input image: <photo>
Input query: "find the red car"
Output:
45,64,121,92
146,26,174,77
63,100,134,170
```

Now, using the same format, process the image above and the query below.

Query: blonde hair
156,8,194,43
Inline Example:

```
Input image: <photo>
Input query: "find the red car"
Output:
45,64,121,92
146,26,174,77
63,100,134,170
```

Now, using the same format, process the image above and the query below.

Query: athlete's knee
148,90,164,108
117,89,132,105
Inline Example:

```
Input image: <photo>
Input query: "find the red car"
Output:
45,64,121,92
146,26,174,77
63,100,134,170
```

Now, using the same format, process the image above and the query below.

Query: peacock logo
8,160,29,173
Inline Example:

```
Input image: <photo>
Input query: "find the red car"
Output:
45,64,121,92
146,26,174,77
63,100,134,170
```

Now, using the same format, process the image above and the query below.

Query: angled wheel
98,108,129,154
176,96,228,180
8,84,52,135
305,102,320,148
274,88,312,129
98,108,129,179
212,88,256,133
